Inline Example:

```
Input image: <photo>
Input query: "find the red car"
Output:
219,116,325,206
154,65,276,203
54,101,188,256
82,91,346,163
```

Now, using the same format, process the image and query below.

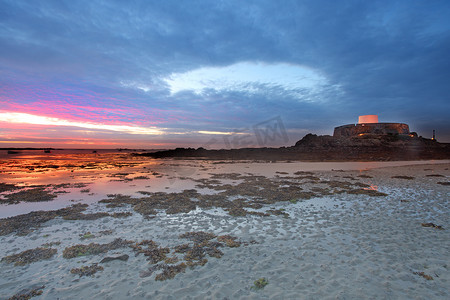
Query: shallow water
0,154,449,299
1,152,448,218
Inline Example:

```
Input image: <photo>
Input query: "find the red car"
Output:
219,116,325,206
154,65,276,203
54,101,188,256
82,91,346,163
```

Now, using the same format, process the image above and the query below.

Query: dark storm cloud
1,0,449,146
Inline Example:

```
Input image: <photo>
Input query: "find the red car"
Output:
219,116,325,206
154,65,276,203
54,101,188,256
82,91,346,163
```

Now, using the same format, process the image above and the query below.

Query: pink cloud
0,82,183,126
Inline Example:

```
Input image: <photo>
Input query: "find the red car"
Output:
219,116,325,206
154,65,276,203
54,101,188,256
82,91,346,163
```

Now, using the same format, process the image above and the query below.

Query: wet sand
0,153,449,299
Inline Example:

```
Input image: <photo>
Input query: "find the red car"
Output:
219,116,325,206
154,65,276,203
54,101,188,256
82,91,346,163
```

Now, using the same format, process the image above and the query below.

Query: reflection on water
0,151,449,218
363,184,379,191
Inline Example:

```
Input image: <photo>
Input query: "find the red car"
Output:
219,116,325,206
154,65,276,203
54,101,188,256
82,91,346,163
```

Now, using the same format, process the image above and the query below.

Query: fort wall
333,123,410,138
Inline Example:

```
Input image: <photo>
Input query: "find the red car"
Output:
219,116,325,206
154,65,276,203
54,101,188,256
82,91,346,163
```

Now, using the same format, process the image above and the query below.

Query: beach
0,152,449,299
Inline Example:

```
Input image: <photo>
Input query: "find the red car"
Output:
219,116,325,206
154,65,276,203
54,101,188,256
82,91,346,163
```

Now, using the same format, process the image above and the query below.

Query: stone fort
333,115,410,138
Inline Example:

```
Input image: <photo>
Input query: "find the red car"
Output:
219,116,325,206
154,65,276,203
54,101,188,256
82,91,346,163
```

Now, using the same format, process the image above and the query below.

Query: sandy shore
0,156,449,299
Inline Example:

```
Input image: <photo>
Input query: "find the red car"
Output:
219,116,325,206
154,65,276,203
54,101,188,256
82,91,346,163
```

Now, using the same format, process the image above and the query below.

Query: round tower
358,115,378,124
333,115,410,137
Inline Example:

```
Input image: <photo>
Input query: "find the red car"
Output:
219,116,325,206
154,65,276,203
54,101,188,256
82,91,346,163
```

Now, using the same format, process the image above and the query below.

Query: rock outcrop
333,123,410,138
138,133,450,161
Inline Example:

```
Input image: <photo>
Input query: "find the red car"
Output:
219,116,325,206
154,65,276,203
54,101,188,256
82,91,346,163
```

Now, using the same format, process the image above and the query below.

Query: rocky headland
139,134,450,161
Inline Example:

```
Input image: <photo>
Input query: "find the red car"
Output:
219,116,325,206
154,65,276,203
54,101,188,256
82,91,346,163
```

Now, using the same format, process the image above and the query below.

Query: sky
1,0,449,149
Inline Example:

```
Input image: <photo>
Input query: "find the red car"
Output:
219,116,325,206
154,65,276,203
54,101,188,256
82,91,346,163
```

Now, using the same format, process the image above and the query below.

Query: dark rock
100,254,129,263
134,133,450,161
437,181,450,186
421,223,444,230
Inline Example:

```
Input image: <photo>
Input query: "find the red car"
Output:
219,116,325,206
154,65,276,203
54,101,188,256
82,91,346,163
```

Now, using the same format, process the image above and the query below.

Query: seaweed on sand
7,285,45,300
357,174,373,178
164,256,179,264
110,212,133,218
137,191,152,195
183,244,207,262
0,203,88,236
132,176,150,180
100,172,390,219
71,263,104,277
62,206,132,220
320,180,357,189
295,175,321,181
100,190,201,217
63,238,133,259
203,243,224,258
101,194,133,208
226,207,250,217
0,212,55,236
318,180,389,197
174,243,191,253
50,183,89,189
217,235,241,247
347,189,388,197
0,182,19,193
1,187,57,204
176,231,240,268
131,239,158,251
2,248,57,266
413,271,433,280
131,240,170,264
63,212,110,220
154,263,187,281
41,241,61,248
310,187,333,195
391,176,415,180
252,278,269,290
132,202,157,217
80,232,95,240
266,209,289,218
141,246,171,264
63,243,105,258
179,231,216,243
293,171,314,175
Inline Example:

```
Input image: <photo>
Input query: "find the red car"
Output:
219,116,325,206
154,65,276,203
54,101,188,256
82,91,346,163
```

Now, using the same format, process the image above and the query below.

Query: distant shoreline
137,134,450,162
0,147,58,150
0,148,167,151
